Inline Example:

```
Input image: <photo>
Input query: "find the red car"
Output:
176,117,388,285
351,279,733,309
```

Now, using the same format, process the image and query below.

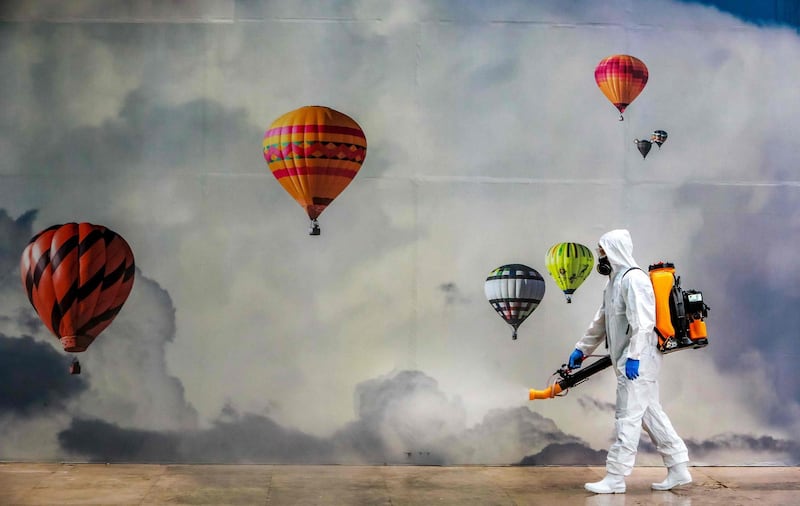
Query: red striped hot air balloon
594,54,649,121
20,223,135,374
263,105,367,235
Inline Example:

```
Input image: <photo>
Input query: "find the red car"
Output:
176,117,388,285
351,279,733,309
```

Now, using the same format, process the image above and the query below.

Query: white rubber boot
585,473,626,494
651,463,692,490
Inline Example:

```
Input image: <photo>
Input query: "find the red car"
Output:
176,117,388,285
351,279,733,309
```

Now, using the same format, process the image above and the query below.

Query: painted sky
686,0,800,28
1,0,799,465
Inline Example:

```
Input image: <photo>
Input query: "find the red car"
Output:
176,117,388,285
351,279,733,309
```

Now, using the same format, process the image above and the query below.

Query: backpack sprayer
529,261,710,400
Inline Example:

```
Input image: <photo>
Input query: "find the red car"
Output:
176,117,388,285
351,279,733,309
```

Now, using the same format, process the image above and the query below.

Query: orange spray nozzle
529,383,563,400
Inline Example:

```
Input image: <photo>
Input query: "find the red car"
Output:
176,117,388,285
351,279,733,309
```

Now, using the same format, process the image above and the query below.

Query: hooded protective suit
574,229,688,476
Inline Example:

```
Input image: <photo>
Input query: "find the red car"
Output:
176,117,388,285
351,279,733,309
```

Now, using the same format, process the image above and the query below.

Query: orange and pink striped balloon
263,106,367,234
594,54,648,120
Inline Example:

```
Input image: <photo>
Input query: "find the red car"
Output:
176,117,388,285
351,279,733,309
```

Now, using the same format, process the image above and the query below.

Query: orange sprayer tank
648,261,709,353
649,262,676,349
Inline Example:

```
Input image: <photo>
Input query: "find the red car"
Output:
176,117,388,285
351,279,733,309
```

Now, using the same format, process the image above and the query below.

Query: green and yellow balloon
545,242,593,303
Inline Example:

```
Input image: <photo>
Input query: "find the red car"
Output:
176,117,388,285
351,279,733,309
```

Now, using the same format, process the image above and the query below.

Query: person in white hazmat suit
567,229,692,494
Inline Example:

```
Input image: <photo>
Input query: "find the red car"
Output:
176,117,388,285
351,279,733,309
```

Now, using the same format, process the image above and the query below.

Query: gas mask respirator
596,256,612,276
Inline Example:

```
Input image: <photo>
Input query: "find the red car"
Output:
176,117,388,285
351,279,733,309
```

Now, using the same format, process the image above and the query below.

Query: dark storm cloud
58,418,181,463
56,369,582,464
59,411,335,464
0,334,88,414
519,442,607,466
521,432,800,466
182,414,334,464
637,432,800,465
686,433,800,463
52,366,800,465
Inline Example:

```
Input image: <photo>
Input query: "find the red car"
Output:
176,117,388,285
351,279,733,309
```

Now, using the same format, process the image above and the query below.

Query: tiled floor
0,463,797,505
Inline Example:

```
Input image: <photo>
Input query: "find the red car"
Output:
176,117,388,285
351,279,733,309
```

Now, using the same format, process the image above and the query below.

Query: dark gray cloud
519,442,607,466
686,433,800,464
43,365,800,465
0,334,88,414
522,432,800,466
182,414,333,464
55,369,582,464
638,432,800,466
58,418,181,463
59,411,334,464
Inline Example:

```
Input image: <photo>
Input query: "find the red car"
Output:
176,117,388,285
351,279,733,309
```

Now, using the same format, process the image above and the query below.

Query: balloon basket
60,335,93,353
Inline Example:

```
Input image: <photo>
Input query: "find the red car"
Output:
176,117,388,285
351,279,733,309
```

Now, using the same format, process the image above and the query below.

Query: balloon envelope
595,55,648,119
263,105,367,226
20,223,135,353
635,139,653,159
545,242,593,303
651,129,668,147
484,264,546,339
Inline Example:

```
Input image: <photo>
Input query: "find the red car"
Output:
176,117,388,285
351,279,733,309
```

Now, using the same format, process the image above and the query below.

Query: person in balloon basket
567,229,692,494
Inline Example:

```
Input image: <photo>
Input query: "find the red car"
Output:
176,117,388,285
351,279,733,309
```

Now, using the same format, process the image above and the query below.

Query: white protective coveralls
574,229,689,476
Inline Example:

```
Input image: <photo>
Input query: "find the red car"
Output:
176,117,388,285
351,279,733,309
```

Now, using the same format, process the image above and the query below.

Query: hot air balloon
484,264,546,340
20,223,135,374
635,139,653,159
651,129,668,148
594,54,649,121
263,105,367,235
545,242,594,303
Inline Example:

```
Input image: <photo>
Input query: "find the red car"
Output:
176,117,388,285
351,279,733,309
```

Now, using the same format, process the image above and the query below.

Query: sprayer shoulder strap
621,266,664,346
622,267,643,280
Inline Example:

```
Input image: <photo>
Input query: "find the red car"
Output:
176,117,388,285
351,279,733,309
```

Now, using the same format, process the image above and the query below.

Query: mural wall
1,0,799,465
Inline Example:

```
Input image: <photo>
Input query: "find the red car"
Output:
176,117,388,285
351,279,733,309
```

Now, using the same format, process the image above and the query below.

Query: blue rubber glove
625,358,640,380
568,349,584,369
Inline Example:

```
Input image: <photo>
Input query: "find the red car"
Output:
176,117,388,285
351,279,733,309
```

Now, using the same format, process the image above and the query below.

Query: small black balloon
634,139,653,159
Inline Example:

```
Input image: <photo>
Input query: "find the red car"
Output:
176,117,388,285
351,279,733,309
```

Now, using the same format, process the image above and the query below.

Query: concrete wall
0,0,798,465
